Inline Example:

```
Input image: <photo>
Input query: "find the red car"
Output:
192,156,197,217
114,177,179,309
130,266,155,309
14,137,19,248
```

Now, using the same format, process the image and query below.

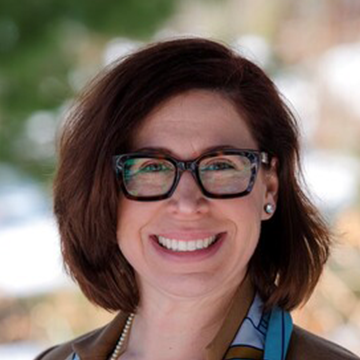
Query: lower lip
149,233,226,262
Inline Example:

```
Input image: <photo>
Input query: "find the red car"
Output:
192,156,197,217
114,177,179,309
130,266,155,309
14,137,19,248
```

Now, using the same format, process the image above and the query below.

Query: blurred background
0,0,360,358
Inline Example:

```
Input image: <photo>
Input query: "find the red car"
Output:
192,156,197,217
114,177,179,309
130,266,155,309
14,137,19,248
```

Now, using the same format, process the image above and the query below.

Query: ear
261,157,279,221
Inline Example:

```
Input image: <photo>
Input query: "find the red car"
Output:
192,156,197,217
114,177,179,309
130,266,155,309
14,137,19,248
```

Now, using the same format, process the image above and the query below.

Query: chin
139,269,245,300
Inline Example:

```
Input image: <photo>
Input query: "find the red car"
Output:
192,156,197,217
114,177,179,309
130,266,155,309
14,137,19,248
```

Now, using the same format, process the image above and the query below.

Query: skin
116,89,279,360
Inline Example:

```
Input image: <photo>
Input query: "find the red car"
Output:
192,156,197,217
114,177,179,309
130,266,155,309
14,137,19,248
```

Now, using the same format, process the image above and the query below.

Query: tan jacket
35,280,359,360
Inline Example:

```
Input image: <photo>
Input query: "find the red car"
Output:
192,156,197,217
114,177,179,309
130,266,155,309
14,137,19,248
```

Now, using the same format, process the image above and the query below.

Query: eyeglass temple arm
113,156,123,174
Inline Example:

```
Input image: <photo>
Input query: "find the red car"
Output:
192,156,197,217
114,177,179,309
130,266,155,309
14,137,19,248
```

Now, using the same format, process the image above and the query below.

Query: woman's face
116,89,278,300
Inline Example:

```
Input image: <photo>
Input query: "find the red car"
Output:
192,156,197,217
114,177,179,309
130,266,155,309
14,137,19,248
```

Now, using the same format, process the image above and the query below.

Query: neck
124,276,253,360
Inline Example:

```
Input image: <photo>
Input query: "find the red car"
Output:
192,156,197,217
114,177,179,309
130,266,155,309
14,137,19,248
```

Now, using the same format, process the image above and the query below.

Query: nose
167,171,209,216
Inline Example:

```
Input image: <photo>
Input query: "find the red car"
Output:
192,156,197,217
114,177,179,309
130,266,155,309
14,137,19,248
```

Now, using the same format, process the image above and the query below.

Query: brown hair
53,38,331,313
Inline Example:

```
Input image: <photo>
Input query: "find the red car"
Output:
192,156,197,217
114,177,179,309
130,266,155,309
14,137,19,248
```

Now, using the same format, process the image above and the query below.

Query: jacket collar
205,276,254,360
73,276,254,360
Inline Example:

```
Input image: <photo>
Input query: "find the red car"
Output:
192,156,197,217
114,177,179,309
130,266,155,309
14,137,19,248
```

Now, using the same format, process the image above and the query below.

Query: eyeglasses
113,149,270,201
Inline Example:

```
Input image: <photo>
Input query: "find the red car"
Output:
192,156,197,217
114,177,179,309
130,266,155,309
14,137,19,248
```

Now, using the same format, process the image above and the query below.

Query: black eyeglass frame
112,149,270,201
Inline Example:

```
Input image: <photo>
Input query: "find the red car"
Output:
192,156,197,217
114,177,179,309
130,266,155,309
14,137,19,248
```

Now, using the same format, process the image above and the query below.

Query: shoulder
33,327,104,360
287,325,360,360
33,342,74,360
34,311,127,360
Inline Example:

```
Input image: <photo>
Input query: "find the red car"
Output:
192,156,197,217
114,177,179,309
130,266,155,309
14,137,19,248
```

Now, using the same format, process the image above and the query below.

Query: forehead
131,90,257,157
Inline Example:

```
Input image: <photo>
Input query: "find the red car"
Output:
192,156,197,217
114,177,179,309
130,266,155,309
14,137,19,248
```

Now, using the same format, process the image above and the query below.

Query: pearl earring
264,203,275,214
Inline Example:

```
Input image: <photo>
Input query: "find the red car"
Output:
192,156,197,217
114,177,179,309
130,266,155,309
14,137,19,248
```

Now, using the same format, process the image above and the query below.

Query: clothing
34,279,359,360
223,293,292,360
69,291,291,360
224,293,269,360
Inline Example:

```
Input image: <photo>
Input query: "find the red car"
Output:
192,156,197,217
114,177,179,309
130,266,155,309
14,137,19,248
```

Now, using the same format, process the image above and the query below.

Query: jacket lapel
73,311,128,359
205,276,255,360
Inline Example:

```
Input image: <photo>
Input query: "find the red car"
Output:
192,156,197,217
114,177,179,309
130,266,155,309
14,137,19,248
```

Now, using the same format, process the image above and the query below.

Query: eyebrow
133,145,239,156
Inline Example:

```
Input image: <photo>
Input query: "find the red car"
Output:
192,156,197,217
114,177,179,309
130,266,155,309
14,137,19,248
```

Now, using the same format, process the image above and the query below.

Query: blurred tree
0,0,176,183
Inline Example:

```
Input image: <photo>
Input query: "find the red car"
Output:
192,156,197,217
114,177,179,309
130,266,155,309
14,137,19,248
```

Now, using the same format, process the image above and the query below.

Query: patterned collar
223,294,293,360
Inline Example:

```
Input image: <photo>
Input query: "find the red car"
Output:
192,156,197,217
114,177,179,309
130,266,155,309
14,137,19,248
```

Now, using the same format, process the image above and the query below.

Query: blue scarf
223,294,293,360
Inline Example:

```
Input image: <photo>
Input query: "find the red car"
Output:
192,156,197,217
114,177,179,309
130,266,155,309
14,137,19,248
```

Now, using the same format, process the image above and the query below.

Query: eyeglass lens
123,155,253,197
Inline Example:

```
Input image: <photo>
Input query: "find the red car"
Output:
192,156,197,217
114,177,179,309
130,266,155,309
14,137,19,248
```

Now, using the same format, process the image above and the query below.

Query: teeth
166,238,171,248
157,235,217,252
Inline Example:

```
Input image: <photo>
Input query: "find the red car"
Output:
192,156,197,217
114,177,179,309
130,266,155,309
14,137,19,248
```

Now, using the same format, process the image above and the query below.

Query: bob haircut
54,38,331,313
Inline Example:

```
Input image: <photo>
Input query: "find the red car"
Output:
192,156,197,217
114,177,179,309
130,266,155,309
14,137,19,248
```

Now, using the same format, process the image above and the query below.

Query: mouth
152,233,224,252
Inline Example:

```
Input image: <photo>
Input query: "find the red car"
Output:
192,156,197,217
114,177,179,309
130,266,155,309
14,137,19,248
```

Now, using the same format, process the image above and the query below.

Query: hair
53,37,331,313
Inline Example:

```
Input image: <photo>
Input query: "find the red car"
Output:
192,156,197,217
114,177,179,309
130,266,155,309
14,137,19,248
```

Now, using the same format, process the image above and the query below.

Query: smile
155,234,221,252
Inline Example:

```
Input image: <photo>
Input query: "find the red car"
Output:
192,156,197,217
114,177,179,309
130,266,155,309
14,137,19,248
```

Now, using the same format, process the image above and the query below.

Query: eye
140,161,172,173
201,160,236,171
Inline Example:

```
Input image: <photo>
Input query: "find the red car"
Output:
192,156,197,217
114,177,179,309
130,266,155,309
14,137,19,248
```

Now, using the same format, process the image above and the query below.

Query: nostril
167,189,209,216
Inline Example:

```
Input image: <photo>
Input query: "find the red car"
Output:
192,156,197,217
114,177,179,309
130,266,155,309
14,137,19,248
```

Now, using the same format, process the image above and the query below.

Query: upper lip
152,231,225,241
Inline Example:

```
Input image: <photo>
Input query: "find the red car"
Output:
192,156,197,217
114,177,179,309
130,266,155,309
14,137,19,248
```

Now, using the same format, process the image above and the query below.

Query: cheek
116,202,146,268
219,194,264,248
116,199,139,247
246,177,267,218
223,190,264,223
115,199,158,250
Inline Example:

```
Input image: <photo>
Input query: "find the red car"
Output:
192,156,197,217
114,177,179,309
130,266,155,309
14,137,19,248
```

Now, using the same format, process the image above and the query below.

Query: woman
35,38,359,360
